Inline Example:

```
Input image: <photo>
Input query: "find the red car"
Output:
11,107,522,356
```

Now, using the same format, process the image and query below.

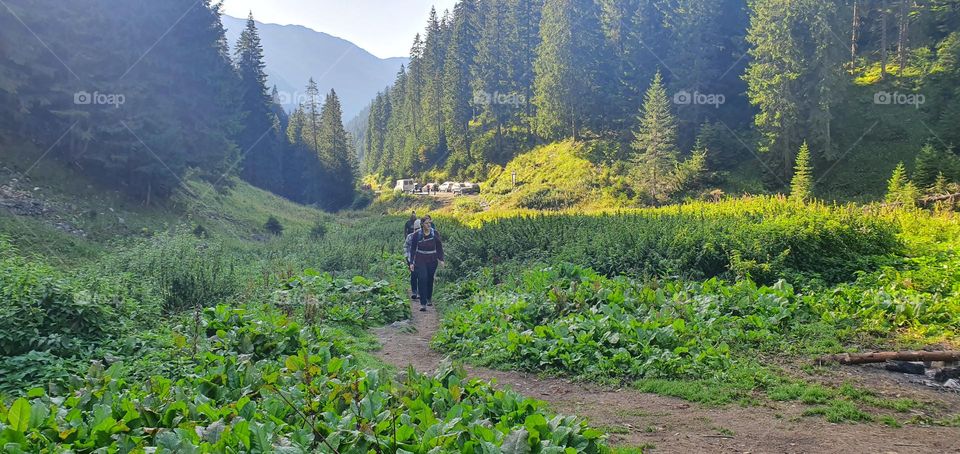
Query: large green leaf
7,399,30,432
500,429,531,454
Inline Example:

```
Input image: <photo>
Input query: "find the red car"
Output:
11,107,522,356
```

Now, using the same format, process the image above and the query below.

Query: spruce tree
532,0,609,140
442,0,480,174
235,12,282,192
886,162,918,207
790,142,814,202
631,71,679,201
474,0,512,158
744,0,844,181
318,89,357,210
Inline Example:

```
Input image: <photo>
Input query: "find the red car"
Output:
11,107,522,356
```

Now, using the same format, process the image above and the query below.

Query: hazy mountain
222,15,407,120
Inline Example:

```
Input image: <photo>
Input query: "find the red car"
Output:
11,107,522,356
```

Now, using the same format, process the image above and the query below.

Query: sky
222,0,458,59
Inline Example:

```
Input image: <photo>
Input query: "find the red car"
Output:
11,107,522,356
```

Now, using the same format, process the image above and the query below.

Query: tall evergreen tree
886,162,919,207
631,71,679,201
744,0,845,183
234,12,282,192
532,0,610,140
317,89,357,210
443,0,481,174
422,7,448,160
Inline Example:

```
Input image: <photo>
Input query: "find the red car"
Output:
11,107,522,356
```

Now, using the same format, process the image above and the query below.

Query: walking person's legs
423,261,438,307
410,267,419,300
416,264,429,311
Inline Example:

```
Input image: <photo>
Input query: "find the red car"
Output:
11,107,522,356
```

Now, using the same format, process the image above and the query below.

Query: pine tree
421,7,448,158
303,78,323,154
914,144,941,189
790,142,814,202
506,0,543,133
532,0,610,140
932,171,949,195
631,71,679,201
235,12,282,192
317,89,357,210
744,0,844,181
474,0,512,158
675,139,709,192
442,0,480,174
886,162,918,207
601,0,662,130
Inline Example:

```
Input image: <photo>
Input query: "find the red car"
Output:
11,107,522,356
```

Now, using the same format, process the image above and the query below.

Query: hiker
404,211,417,238
406,217,444,311
404,218,421,301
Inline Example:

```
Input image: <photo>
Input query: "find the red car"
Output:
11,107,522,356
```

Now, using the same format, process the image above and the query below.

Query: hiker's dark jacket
405,228,444,266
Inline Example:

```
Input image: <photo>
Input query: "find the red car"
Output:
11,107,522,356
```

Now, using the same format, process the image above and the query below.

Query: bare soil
373,301,960,453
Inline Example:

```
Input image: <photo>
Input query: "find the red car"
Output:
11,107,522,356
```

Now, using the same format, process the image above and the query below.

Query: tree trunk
817,350,960,365
881,0,888,79
897,0,909,77
851,0,861,65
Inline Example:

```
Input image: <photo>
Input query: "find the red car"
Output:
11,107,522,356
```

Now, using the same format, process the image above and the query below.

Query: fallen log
816,351,960,366
919,192,960,205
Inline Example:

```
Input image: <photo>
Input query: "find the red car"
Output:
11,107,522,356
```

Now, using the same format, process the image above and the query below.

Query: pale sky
222,0,458,59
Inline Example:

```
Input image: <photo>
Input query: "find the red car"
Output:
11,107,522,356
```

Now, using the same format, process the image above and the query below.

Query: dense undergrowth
0,305,606,452
435,261,958,381
0,210,409,393
432,202,960,424
443,197,900,285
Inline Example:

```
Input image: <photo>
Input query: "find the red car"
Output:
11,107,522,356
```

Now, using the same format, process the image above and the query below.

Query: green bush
278,269,410,328
102,233,243,312
434,264,822,380
264,216,284,236
0,240,116,357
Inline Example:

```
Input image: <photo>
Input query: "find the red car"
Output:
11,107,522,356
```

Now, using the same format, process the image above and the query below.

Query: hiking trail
374,301,960,453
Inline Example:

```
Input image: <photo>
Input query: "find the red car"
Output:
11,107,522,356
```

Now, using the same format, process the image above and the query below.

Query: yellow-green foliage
445,196,901,284
482,140,629,211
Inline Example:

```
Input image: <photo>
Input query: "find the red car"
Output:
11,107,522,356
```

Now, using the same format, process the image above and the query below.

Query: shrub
434,264,820,380
309,221,328,239
192,224,208,238
278,270,409,327
0,240,116,356
264,216,284,236
0,304,608,453
103,233,243,312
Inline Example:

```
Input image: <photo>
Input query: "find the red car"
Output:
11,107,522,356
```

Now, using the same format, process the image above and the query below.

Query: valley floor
375,301,960,453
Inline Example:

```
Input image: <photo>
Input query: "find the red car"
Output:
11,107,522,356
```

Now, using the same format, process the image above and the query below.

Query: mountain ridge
222,15,407,119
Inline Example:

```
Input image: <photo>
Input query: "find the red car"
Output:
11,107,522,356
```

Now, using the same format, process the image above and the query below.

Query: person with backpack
405,217,444,311
403,218,421,300
403,211,417,238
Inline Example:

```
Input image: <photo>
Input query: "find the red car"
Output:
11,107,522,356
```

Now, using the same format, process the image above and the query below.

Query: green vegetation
445,198,899,285
431,199,959,427
480,141,630,211
0,305,606,452
363,0,960,206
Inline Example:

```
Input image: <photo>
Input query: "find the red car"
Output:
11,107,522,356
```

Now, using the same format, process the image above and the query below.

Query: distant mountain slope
222,15,406,119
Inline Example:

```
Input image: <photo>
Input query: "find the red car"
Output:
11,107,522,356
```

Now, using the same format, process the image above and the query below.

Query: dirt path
374,302,960,453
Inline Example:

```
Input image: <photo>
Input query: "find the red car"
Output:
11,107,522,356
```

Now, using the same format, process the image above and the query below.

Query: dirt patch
374,301,960,453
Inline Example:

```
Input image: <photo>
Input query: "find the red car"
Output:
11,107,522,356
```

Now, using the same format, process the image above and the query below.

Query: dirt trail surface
373,302,960,453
